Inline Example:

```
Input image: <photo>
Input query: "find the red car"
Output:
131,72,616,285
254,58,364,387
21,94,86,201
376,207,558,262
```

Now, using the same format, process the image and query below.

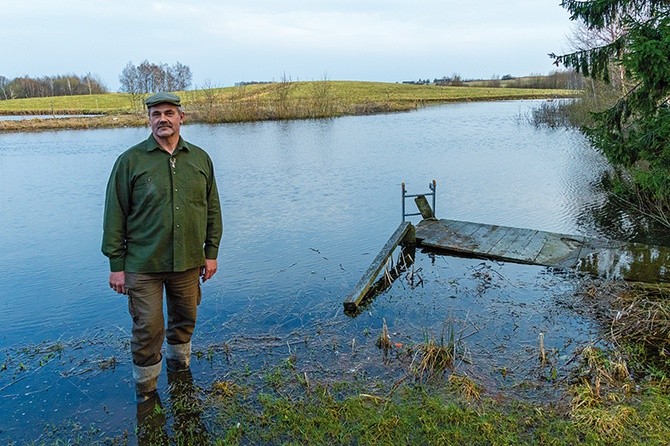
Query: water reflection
136,369,209,445
583,172,670,246
578,243,670,282
136,394,167,445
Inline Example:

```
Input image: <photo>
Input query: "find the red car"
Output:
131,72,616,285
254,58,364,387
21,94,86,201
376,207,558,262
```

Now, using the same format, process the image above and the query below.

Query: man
102,92,222,402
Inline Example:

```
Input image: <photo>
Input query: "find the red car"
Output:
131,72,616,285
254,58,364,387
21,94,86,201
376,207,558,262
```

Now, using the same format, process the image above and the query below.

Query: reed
609,284,670,351
411,327,456,382
375,318,392,356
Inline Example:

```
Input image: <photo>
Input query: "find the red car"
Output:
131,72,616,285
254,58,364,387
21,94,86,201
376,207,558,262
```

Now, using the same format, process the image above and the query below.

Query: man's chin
156,129,175,137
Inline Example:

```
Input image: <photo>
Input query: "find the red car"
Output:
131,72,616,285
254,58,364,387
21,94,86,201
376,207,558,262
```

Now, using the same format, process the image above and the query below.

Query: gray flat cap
145,92,181,108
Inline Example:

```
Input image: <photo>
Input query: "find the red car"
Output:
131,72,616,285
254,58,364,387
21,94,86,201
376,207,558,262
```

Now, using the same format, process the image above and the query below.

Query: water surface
0,101,636,442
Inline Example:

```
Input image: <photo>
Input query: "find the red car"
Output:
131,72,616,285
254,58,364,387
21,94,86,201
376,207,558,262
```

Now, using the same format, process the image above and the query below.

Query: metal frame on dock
402,180,436,221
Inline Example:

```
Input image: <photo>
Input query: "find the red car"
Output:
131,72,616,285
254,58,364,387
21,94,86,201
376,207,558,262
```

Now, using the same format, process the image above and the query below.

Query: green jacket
102,134,223,273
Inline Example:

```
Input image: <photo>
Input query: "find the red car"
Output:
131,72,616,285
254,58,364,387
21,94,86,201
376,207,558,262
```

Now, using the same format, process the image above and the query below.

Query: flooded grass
180,274,670,446
3,255,670,444
411,329,458,382
128,369,670,446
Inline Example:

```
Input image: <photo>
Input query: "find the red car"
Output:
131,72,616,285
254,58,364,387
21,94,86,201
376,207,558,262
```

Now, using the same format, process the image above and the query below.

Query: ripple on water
0,101,648,443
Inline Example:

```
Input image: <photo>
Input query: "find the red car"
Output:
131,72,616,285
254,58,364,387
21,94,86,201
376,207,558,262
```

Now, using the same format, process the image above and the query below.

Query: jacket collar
145,134,191,153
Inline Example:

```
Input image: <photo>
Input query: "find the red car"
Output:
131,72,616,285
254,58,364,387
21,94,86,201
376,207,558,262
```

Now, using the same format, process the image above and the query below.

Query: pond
0,101,647,442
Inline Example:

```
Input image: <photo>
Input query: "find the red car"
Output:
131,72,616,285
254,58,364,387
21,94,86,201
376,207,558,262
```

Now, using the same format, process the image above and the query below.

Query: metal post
401,182,406,222
430,179,436,216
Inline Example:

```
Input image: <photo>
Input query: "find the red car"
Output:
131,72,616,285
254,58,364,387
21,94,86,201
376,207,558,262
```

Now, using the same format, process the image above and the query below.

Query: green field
0,81,576,113
0,81,577,131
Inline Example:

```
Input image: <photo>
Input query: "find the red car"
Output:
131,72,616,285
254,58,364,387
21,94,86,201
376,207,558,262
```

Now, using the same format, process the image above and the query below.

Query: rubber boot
133,361,162,403
166,341,191,372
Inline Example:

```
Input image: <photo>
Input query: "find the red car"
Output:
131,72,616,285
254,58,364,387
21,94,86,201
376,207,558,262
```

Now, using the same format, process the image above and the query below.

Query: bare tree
121,60,193,97
0,76,10,100
566,19,630,94
119,62,143,110
170,62,192,91
310,75,334,117
275,73,296,119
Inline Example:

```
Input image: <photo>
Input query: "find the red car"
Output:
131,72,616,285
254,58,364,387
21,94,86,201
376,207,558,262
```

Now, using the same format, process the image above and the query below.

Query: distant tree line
0,73,107,100
402,71,584,89
235,80,273,87
503,71,585,90
119,60,192,95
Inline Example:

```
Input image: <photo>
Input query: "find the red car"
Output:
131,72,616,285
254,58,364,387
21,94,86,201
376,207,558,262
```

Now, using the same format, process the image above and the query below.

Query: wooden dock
343,183,670,313
343,217,670,312
416,218,670,283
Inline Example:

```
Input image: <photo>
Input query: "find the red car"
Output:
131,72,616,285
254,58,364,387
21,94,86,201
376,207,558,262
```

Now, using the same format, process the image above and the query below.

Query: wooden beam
344,221,414,313
414,195,435,219
345,245,416,316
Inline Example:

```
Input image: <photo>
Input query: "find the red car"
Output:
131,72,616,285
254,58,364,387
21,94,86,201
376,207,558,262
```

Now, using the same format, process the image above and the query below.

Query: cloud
0,0,575,88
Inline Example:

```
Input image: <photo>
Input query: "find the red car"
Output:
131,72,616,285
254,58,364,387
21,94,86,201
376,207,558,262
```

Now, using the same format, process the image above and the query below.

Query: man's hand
109,271,126,294
201,259,218,282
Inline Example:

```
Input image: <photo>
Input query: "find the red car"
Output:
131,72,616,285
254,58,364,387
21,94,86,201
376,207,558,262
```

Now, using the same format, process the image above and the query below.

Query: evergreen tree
552,1,670,214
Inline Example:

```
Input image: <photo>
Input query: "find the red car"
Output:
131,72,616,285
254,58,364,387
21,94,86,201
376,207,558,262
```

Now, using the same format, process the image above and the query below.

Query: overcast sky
1,0,577,91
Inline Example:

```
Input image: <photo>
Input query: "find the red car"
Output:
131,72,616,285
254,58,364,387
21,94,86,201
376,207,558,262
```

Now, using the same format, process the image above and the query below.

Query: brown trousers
125,268,201,367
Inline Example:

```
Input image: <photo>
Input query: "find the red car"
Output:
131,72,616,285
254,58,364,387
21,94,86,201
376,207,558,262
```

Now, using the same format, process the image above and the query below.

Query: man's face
149,103,184,139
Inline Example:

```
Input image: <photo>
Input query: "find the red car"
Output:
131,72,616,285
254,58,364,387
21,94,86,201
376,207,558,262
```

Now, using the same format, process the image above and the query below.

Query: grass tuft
449,373,481,401
411,328,456,382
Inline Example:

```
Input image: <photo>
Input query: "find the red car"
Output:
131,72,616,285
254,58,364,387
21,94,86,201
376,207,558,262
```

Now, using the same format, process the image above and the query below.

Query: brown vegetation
0,114,146,132
0,80,577,133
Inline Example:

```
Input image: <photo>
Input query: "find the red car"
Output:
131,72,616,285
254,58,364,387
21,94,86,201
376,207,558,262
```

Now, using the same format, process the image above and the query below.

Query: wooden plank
534,234,587,267
431,220,469,245
347,244,417,315
487,226,532,257
418,220,532,259
513,231,549,263
499,229,541,262
414,219,447,244
454,221,487,237
414,195,435,219
343,221,414,312
442,219,470,232
468,225,511,254
434,222,486,252
416,219,467,249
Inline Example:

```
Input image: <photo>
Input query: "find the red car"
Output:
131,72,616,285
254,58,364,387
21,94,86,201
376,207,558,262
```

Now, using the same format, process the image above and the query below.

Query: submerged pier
343,183,670,313
416,218,670,283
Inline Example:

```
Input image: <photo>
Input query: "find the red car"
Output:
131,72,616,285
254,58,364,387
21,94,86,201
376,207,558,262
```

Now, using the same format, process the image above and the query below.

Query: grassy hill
0,80,577,131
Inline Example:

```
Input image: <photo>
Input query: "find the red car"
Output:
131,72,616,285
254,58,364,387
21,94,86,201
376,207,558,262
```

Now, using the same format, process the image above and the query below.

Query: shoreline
0,95,572,133
2,278,669,445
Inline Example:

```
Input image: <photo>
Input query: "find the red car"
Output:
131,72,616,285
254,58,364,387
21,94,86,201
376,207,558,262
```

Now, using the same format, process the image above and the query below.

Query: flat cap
145,92,181,108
